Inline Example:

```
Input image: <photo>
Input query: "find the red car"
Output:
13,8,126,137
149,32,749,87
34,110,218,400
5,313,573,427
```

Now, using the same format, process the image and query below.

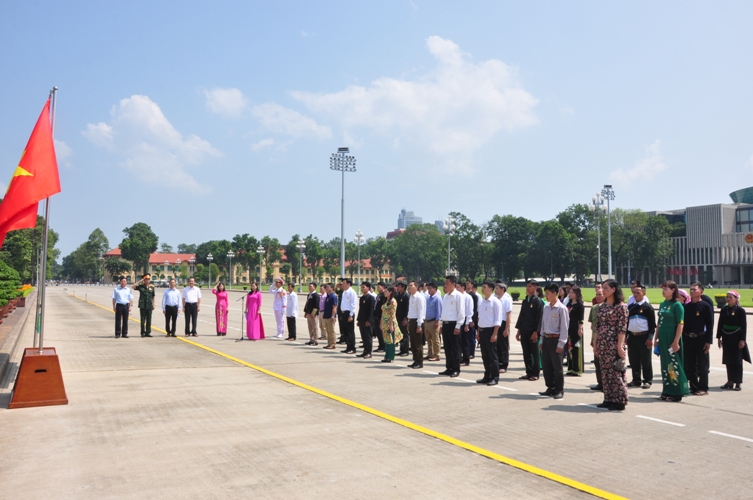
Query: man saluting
133,273,156,338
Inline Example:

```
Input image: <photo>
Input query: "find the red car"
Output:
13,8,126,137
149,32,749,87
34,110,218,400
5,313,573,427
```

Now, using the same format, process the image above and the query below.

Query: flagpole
36,87,57,353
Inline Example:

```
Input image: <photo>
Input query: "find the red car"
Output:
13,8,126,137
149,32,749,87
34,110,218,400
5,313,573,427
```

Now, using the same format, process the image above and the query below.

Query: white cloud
746,154,753,170
251,138,276,151
251,102,332,139
560,104,575,116
204,87,248,117
610,140,667,186
53,139,73,168
290,35,539,168
300,30,310,37
82,95,220,193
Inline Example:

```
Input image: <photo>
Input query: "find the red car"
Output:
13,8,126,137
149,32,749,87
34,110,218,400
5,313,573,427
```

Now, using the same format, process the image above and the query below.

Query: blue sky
1,1,752,257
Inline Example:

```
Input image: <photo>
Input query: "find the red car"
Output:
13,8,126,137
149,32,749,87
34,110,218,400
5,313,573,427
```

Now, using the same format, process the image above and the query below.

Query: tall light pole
257,245,265,284
207,253,213,285
227,250,234,288
330,147,357,280
296,240,306,292
175,259,182,285
354,229,364,286
589,194,607,282
601,184,615,280
443,217,456,275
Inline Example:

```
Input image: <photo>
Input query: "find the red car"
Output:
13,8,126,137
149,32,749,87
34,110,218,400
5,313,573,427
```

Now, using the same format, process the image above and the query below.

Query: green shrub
510,291,521,301
0,260,21,301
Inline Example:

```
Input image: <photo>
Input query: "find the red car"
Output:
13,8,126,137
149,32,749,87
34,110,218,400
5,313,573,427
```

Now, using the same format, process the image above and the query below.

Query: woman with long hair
655,280,689,401
566,286,585,376
594,279,629,410
717,290,749,391
212,282,229,336
245,282,265,341
380,285,400,363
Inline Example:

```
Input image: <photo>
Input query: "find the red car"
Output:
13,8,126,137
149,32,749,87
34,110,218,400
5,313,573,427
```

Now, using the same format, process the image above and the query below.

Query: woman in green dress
654,280,690,402
380,285,401,363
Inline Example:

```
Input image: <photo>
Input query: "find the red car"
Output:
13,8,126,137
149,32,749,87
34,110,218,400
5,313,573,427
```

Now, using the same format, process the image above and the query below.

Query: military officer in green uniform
133,274,156,337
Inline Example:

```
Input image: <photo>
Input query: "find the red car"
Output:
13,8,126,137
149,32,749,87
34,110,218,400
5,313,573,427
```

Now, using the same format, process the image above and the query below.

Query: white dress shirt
340,287,358,317
182,286,201,303
441,289,465,322
407,291,426,327
286,291,298,318
477,295,502,328
463,291,474,325
499,292,513,327
162,288,182,311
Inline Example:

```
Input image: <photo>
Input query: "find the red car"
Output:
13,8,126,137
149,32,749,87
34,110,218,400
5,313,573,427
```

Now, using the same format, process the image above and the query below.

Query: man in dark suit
356,282,376,358
303,282,321,346
394,281,410,356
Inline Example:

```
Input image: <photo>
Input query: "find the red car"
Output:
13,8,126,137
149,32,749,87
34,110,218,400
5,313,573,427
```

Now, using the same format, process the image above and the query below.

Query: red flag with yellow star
0,98,61,248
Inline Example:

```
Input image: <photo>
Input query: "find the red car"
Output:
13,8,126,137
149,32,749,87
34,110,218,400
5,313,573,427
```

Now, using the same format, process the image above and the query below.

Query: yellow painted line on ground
70,293,627,500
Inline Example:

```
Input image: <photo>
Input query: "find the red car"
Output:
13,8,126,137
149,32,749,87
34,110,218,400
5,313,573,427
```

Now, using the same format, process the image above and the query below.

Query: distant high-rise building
435,220,445,235
397,209,422,229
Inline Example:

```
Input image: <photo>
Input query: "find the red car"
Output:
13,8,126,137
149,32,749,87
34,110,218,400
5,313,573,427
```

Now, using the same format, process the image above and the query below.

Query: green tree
232,233,261,281
119,223,158,275
303,235,323,279
280,262,292,282
556,204,600,283
285,234,303,279
160,243,173,253
449,212,486,281
177,243,197,254
530,220,575,281
0,215,59,283
390,224,446,281
486,215,537,281
104,258,132,280
364,237,391,281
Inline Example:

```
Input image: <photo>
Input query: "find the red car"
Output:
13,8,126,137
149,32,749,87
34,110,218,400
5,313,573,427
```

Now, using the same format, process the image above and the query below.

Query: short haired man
683,282,715,395
515,279,543,380
539,283,569,399
356,282,376,358
322,283,338,349
162,278,181,337
456,282,474,366
270,278,287,339
182,277,201,336
285,283,298,341
133,273,156,337
339,278,358,354
407,281,427,369
318,285,327,341
303,282,321,346
494,281,513,374
373,282,387,353
111,277,133,338
438,275,465,378
465,280,479,362
626,282,656,389
477,281,502,385
394,281,411,357
424,282,442,362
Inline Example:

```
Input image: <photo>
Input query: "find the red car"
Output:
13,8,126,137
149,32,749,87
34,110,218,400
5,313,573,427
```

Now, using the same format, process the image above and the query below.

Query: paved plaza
1,286,752,499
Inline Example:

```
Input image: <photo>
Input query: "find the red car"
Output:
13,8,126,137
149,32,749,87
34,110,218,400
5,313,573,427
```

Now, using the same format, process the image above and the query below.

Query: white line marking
708,431,753,443
497,386,518,391
577,403,608,411
423,370,438,375
636,415,685,427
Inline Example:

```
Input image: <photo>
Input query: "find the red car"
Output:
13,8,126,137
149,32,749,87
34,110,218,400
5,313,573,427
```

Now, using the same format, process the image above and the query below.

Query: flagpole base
8,347,68,409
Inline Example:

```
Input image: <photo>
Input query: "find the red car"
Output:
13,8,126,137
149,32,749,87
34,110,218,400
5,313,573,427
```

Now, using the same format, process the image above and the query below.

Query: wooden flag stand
9,347,67,408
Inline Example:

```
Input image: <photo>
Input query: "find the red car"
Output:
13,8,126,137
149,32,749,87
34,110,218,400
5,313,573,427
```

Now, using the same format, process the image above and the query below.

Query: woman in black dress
566,286,585,376
717,290,749,391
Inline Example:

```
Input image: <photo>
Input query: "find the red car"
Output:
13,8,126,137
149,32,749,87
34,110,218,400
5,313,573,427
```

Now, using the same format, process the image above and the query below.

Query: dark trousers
479,327,499,381
497,321,509,370
398,320,409,354
408,319,423,365
441,321,461,373
164,305,178,335
722,332,745,384
184,302,198,335
567,334,583,374
139,307,152,335
464,324,476,362
683,335,708,392
337,313,346,342
115,303,129,337
359,324,373,355
286,316,297,340
374,321,385,350
627,332,653,384
594,357,603,386
520,330,540,377
541,336,564,393
340,312,355,350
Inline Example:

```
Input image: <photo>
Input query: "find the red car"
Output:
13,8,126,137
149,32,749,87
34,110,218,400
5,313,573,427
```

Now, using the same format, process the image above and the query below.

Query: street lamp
175,259,181,285
189,257,195,278
256,245,265,284
330,147,357,280
601,184,615,280
443,217,456,275
354,229,364,286
207,253,213,285
296,240,306,292
589,194,607,282
227,250,235,288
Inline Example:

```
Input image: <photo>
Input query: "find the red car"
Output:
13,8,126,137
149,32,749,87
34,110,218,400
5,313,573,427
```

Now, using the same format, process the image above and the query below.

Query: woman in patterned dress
212,282,229,336
594,279,629,411
380,285,401,363
655,280,690,402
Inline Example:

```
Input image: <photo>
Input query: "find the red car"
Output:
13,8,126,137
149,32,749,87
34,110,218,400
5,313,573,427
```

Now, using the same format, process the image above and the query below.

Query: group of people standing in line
113,272,749,411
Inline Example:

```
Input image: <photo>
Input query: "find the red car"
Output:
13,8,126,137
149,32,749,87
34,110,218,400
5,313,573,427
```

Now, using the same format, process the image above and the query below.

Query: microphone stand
236,293,249,342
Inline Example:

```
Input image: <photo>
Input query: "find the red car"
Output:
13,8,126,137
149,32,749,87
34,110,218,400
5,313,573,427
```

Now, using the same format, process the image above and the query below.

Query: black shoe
411,364,423,369
487,380,498,386
144,334,152,338
362,354,372,359
381,359,392,363
449,372,459,378
437,370,451,376
122,335,129,338
609,403,625,411
590,384,603,391
641,382,652,389
627,381,641,387
469,355,475,359
539,390,553,396
734,384,742,391
552,392,563,400
596,401,611,408
356,353,366,358
518,375,530,380
192,333,198,337
463,361,470,367
407,362,416,368
476,378,489,384
398,352,409,357
375,349,385,353
115,334,120,338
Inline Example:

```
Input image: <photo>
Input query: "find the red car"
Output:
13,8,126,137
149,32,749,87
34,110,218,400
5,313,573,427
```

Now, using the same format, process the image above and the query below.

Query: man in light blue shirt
424,283,443,361
111,277,133,338
162,278,181,337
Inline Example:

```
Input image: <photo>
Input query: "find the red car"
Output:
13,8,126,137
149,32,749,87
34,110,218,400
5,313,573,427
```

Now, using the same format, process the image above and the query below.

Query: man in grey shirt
538,283,569,399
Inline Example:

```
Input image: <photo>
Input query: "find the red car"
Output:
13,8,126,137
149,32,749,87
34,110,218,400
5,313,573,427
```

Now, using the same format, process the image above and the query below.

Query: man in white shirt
439,275,465,378
270,277,287,338
339,278,358,354
477,281,503,385
111,277,133,338
494,281,514,374
181,277,201,337
285,283,298,341
162,278,181,337
457,282,475,366
407,281,427,369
